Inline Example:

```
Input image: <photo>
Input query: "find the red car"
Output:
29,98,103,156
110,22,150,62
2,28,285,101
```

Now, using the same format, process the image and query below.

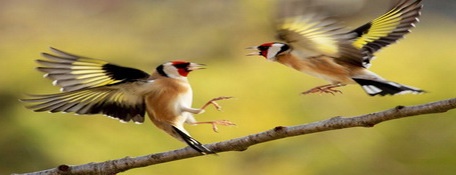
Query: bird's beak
188,63,206,71
246,46,260,56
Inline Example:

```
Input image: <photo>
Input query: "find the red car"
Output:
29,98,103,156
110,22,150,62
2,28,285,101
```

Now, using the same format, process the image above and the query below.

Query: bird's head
247,42,290,61
156,61,205,78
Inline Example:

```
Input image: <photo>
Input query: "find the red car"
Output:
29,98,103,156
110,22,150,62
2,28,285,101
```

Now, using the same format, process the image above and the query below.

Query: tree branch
16,98,456,175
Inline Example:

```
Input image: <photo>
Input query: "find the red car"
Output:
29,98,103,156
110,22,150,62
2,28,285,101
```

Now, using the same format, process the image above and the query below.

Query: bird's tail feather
353,78,425,96
171,126,215,155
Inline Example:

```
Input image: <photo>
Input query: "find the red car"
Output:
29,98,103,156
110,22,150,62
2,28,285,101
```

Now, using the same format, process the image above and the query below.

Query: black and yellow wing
38,47,150,92
21,81,153,123
276,13,366,67
351,0,422,54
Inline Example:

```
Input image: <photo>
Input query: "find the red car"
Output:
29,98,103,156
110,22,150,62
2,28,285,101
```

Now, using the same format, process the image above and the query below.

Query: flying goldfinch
247,0,425,96
22,48,234,154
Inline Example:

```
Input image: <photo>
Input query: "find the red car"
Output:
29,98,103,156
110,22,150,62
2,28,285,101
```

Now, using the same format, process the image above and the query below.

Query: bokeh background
1,0,455,174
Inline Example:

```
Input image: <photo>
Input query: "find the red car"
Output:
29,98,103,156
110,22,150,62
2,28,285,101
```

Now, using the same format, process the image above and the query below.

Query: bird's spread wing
38,47,150,92
351,0,422,54
21,81,153,123
277,14,366,67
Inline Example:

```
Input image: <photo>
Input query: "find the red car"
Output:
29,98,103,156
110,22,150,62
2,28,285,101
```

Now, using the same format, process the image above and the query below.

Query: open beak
246,46,260,56
188,63,206,71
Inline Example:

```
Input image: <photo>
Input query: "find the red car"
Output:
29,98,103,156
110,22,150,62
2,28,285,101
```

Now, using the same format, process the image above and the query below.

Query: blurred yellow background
1,0,456,174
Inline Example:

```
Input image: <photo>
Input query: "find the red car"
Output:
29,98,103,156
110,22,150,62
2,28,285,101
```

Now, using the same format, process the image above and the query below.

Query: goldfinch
247,0,425,96
22,48,234,154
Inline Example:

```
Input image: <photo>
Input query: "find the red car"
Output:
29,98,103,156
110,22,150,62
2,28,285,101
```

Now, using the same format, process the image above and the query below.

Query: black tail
353,78,425,96
172,126,215,155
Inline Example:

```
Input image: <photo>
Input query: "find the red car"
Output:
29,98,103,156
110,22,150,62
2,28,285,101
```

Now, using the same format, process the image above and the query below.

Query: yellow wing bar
37,48,149,92
278,13,349,57
280,16,341,55
277,14,365,66
351,0,422,53
22,86,146,123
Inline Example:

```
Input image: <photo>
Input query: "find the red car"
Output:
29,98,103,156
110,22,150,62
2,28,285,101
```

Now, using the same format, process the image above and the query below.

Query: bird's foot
193,120,236,133
302,84,345,95
200,96,234,111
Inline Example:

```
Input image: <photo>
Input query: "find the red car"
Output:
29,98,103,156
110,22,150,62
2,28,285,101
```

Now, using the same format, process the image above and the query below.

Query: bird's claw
302,84,344,95
194,120,236,133
201,96,234,111
209,120,236,133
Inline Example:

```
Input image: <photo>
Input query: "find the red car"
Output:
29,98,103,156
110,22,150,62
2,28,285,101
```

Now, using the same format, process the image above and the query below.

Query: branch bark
16,98,456,175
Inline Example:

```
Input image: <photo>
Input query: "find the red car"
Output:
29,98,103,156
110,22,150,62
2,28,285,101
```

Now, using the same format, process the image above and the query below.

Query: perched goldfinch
248,0,425,96
22,48,234,154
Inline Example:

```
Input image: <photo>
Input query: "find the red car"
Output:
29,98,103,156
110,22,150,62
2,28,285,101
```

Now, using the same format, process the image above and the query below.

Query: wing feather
351,0,422,53
37,47,150,92
22,82,152,123
277,14,366,67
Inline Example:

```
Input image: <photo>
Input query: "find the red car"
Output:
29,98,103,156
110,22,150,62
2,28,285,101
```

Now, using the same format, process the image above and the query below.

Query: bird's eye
258,46,269,51
173,62,190,69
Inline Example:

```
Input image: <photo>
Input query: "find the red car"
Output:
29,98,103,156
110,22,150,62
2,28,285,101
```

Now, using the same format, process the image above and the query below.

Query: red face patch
260,43,274,47
258,43,274,58
177,68,189,77
260,50,268,58
171,61,190,65
171,61,191,77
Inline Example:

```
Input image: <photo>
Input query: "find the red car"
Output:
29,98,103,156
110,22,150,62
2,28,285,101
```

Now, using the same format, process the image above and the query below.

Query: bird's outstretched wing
37,47,150,92
351,0,422,54
276,13,366,67
21,81,152,123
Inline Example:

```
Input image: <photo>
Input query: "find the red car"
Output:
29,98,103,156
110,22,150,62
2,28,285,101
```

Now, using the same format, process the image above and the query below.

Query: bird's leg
302,84,345,95
188,96,235,132
182,97,233,114
192,120,236,133
182,107,205,114
200,96,233,111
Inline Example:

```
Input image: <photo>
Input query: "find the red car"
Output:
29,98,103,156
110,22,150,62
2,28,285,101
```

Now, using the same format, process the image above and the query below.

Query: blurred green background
1,0,455,174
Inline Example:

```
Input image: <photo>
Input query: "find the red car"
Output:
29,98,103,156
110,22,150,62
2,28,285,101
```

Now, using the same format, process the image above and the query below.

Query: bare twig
15,98,456,175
